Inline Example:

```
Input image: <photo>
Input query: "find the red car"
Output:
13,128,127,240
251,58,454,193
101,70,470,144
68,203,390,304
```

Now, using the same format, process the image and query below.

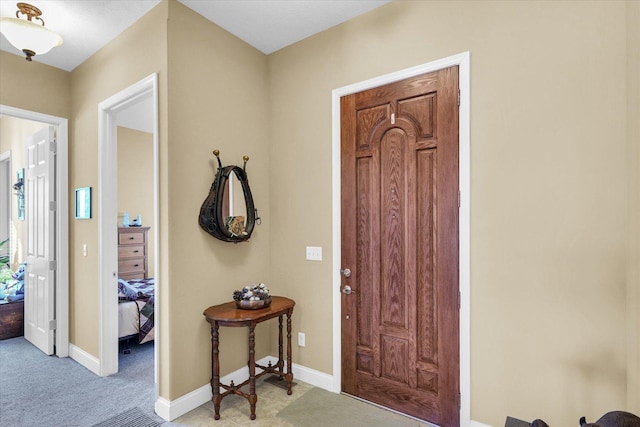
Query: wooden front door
341,66,459,426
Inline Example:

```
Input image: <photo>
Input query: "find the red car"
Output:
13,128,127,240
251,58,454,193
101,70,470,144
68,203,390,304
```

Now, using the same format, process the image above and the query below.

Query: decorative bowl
235,297,271,310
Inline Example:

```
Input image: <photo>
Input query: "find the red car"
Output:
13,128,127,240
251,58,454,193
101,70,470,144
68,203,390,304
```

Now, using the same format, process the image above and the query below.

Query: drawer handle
133,250,139,253
129,237,135,240
134,264,140,267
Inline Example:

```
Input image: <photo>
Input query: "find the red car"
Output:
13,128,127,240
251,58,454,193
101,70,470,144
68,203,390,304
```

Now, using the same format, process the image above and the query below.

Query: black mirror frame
199,152,257,243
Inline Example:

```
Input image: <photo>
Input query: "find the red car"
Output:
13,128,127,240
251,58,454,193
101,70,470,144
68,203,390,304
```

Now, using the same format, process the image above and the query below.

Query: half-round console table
203,296,295,420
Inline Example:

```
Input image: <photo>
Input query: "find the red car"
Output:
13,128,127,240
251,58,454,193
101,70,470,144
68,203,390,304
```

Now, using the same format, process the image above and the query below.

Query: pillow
0,268,13,283
118,279,139,301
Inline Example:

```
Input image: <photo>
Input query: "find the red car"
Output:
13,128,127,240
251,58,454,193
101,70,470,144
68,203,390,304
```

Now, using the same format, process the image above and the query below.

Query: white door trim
331,52,471,425
0,151,11,252
97,73,159,391
0,104,69,358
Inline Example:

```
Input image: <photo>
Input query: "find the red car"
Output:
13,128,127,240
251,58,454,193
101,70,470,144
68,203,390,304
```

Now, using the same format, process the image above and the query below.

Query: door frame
97,73,159,381
331,52,471,424
0,151,10,251
0,104,70,358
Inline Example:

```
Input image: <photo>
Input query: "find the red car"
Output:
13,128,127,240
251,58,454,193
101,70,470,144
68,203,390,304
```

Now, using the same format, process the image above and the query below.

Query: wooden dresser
118,226,150,280
0,301,24,340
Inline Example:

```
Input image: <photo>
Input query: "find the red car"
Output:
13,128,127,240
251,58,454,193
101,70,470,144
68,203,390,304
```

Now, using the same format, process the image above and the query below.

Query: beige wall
1,0,637,424
626,0,640,414
0,52,70,270
68,0,169,394
165,0,271,399
117,127,155,275
0,116,47,270
0,51,71,119
268,1,630,425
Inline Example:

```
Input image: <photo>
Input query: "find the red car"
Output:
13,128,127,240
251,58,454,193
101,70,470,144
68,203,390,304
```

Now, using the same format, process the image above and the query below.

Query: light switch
82,244,87,257
306,246,322,261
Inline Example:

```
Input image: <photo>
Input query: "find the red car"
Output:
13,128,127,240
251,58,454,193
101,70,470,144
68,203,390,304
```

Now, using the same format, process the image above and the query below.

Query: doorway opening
0,105,69,357
0,151,10,252
331,52,471,424
97,73,159,401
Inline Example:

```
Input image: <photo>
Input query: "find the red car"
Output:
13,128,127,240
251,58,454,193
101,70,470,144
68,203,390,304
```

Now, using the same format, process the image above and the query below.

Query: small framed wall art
75,187,92,219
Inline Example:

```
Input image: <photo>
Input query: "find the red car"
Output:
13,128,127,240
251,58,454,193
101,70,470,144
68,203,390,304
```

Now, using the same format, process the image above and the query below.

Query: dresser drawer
118,258,145,274
119,231,145,245
118,226,149,280
118,245,145,258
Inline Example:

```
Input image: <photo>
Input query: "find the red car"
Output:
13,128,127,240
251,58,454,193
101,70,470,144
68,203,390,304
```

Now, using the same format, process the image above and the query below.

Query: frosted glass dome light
0,3,63,61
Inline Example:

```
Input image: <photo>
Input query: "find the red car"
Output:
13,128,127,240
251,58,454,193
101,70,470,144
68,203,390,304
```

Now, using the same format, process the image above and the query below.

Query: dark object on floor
505,416,550,427
580,411,640,427
92,407,161,427
506,416,535,427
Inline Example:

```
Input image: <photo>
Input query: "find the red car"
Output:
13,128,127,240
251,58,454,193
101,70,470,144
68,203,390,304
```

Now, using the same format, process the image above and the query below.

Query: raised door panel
24,126,55,355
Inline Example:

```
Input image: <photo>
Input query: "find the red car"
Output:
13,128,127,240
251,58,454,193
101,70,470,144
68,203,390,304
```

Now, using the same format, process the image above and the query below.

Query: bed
118,278,155,344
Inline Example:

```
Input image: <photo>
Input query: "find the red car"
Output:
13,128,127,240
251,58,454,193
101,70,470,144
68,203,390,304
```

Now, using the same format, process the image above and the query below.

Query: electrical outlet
306,246,322,261
298,332,305,347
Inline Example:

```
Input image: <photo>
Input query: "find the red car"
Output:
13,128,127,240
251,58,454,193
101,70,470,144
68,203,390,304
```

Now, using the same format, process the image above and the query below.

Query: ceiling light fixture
0,2,63,62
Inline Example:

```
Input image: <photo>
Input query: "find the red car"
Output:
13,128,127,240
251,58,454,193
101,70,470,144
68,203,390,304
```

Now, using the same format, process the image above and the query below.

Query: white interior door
24,126,56,355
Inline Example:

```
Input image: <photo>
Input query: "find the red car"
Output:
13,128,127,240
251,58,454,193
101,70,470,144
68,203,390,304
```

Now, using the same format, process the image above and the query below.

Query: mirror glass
221,171,249,238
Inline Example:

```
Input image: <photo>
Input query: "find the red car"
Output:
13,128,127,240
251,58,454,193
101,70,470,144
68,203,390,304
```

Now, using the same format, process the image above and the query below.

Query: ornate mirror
199,150,258,243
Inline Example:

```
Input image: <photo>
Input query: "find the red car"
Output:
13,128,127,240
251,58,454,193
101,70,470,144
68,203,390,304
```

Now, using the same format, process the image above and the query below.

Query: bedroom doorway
0,106,70,358
0,151,10,249
97,74,159,389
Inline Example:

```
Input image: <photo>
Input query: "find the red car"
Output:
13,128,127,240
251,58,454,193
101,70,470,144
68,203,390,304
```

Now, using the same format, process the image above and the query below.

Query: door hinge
458,191,461,208
457,89,460,107
459,291,461,310
49,319,57,331
49,201,57,211
49,260,57,271
458,392,461,409
50,140,57,154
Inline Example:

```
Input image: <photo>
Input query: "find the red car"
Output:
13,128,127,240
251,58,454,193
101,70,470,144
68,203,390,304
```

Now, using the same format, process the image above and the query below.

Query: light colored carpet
0,337,161,427
276,387,422,427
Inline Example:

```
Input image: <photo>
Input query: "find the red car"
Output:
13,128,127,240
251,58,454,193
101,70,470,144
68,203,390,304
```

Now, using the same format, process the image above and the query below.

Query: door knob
342,285,353,295
341,268,351,278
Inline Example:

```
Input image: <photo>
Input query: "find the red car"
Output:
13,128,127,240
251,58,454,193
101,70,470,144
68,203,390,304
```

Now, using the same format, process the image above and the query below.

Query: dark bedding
118,278,155,344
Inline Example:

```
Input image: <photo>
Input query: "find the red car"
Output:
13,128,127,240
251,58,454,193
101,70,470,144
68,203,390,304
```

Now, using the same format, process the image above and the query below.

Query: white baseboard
290,359,335,391
470,421,494,427
155,384,210,422
155,355,337,421
68,346,491,426
153,356,490,424
68,343,100,376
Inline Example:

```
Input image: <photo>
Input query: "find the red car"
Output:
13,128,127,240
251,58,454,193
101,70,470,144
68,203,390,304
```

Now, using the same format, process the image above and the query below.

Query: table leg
285,310,293,395
211,321,221,420
248,322,257,420
278,315,284,379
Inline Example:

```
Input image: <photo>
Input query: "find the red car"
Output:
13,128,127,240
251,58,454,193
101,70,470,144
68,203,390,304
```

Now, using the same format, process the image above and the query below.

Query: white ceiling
1,0,389,133
0,0,390,72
